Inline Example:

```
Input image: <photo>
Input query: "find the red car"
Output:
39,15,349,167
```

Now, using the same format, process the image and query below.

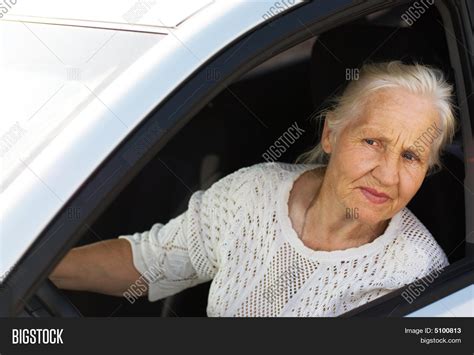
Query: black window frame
1,0,472,317
466,0,474,31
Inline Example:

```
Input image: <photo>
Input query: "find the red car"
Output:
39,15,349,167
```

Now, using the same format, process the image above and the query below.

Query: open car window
2,0,472,319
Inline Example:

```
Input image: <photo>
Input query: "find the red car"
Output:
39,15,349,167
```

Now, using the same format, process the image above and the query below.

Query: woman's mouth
360,187,390,204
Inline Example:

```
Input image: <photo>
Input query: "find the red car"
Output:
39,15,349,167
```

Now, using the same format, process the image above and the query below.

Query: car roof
1,0,214,32
0,0,304,280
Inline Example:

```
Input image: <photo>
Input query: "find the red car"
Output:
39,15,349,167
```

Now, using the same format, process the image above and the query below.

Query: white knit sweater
119,162,449,317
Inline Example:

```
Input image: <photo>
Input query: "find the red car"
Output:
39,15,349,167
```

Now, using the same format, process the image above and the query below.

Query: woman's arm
49,239,145,297
49,165,254,302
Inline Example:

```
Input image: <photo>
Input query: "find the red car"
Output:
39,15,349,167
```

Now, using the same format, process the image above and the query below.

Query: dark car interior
58,3,466,317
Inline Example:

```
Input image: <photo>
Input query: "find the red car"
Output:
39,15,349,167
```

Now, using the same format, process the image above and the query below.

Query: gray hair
296,61,456,174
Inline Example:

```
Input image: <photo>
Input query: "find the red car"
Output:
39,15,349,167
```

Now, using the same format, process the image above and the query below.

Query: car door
3,0,472,317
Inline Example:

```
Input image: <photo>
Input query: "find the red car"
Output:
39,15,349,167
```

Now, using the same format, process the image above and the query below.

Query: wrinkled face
322,87,441,226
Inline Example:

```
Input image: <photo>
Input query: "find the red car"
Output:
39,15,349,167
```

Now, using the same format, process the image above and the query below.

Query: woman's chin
347,207,391,229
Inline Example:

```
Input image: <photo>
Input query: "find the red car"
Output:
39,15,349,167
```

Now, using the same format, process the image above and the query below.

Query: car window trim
341,256,474,317
441,0,474,249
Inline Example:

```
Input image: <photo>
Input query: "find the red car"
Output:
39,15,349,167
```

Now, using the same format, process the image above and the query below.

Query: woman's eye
402,152,418,162
364,139,377,146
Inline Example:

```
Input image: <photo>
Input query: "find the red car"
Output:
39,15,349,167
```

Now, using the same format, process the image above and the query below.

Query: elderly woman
51,61,455,317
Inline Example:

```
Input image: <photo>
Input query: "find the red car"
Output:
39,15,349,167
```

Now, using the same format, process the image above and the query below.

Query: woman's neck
300,171,388,252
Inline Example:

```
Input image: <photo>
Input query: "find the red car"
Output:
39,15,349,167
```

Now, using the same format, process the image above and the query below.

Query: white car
0,0,473,317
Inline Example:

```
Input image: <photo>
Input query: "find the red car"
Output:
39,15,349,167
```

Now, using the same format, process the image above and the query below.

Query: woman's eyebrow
359,126,429,155
358,126,392,142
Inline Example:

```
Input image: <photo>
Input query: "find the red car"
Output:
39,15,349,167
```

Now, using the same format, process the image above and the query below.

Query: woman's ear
321,113,334,154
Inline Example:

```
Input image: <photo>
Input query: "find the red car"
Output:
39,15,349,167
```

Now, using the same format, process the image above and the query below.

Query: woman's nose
372,154,400,186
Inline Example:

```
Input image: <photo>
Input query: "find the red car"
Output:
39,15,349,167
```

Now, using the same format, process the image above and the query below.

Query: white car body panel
2,0,214,29
407,284,474,317
0,0,304,279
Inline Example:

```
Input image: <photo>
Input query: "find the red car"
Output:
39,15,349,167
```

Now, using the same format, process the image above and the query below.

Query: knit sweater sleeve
119,165,255,302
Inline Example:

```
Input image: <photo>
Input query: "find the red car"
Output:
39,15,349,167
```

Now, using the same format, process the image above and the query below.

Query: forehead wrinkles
363,87,436,121
355,89,438,149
